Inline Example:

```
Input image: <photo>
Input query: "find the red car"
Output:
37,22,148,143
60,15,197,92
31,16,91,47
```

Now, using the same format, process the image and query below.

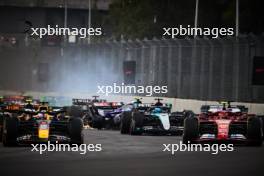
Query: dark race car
103,106,123,128
1,103,83,146
0,95,28,142
183,102,263,146
72,98,123,129
93,101,123,129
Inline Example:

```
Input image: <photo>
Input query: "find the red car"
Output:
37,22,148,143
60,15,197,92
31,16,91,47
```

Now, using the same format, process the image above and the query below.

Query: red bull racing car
1,99,83,146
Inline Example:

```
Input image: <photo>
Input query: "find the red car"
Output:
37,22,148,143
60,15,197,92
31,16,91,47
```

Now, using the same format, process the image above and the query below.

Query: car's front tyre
129,112,144,135
2,114,18,146
120,112,132,134
183,115,199,144
68,117,84,145
247,116,262,146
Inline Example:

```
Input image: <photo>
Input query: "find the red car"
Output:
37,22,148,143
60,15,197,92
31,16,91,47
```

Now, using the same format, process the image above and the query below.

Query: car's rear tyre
2,114,18,146
0,113,4,142
67,106,83,118
130,112,144,135
247,116,262,146
183,115,199,144
259,116,264,140
69,117,84,145
170,111,185,126
91,115,104,130
120,112,132,134
82,114,90,126
170,110,194,130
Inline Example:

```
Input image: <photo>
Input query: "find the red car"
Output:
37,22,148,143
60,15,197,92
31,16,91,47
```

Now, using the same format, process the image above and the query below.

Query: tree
107,0,263,40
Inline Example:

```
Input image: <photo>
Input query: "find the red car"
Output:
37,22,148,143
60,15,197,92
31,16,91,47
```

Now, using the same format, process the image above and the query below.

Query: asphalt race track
0,129,263,176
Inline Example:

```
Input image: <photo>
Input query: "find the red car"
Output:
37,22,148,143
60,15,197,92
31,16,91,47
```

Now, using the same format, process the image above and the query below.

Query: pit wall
1,90,263,115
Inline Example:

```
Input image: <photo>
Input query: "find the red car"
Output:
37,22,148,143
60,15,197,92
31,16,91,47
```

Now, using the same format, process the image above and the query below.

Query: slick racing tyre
67,106,83,118
183,115,199,144
170,110,194,127
82,114,91,126
2,114,19,146
68,117,84,145
120,112,132,134
130,112,144,135
91,115,104,130
0,113,4,142
247,116,262,146
259,116,264,140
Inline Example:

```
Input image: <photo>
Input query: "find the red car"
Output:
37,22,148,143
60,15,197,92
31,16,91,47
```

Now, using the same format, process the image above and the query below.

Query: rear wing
72,98,123,107
93,102,123,108
137,103,172,108
201,104,248,113
136,104,170,112
72,99,93,105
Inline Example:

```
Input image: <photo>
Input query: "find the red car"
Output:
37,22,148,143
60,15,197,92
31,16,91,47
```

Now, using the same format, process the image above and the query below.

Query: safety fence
0,34,264,102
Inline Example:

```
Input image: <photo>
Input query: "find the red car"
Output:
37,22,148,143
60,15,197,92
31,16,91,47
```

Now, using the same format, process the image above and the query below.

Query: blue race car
72,97,124,129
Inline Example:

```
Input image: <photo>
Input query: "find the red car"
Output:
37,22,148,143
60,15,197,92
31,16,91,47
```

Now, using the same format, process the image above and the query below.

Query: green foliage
107,0,263,40
108,0,196,39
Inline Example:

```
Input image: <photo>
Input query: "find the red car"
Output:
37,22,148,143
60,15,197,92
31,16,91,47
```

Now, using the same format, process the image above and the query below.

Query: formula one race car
103,106,123,128
183,102,263,146
120,98,190,135
94,101,123,129
72,97,123,129
0,95,30,142
1,102,83,146
71,98,103,129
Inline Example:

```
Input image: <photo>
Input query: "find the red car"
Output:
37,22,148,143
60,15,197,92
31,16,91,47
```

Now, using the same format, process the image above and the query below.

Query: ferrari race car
183,102,263,146
120,98,191,135
1,102,83,146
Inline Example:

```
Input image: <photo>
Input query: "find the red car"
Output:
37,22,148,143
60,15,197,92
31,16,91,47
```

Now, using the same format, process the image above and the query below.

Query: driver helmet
153,107,162,113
